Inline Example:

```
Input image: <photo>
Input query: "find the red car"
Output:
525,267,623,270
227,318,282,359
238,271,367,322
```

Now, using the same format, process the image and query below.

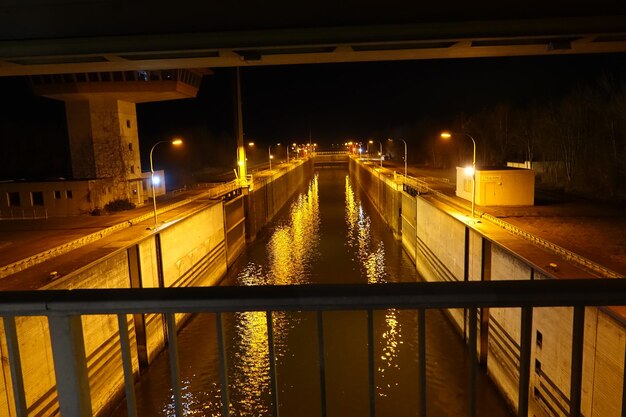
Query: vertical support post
266,311,279,417
155,234,168,340
418,309,427,417
570,306,585,417
468,307,477,417
216,313,230,417
463,227,470,341
367,309,376,417
479,239,491,367
622,335,626,417
3,316,28,417
48,315,92,417
127,245,148,370
235,68,247,186
317,311,327,417
166,313,183,417
518,307,533,417
117,314,138,417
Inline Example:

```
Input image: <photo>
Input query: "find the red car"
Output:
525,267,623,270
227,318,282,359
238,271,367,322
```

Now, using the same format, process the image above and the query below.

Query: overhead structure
1,3,626,76
27,69,203,210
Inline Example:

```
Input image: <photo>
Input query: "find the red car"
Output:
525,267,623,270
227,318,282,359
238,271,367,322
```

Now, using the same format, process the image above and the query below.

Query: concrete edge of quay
0,192,210,280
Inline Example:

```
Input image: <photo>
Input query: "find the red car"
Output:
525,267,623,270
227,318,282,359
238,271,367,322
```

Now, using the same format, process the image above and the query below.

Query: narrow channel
110,168,512,417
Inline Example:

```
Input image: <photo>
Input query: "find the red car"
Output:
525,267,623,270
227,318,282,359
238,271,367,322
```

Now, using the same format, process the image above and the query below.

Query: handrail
1,279,624,315
2,279,624,417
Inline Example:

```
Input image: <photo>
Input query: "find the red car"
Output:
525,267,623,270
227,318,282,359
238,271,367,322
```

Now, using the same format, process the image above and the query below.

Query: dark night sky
1,53,626,182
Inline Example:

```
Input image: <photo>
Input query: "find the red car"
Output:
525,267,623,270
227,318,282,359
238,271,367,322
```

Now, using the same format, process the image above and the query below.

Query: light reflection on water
110,169,512,417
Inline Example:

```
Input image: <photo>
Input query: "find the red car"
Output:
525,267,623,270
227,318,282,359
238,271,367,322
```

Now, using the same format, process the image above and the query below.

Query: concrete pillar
65,99,143,205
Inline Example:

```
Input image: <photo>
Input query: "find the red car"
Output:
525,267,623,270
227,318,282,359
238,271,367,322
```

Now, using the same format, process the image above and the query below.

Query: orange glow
440,132,452,139
248,142,255,146
171,138,183,145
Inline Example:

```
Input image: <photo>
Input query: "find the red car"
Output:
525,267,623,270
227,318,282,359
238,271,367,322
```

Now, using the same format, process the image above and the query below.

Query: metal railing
0,207,48,220
400,175,623,279
1,279,625,417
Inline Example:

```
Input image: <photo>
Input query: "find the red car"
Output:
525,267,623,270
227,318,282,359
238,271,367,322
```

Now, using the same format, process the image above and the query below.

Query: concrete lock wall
0,162,311,417
348,159,402,238
349,157,625,417
245,159,314,241
0,203,228,416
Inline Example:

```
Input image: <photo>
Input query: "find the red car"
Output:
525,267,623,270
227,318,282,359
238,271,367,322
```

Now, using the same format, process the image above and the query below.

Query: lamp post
238,142,255,184
441,131,477,219
388,138,408,178
149,138,183,227
369,140,383,168
269,143,280,170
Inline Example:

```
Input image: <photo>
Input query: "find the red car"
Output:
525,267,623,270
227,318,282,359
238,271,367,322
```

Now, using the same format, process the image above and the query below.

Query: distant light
359,148,363,153
440,132,452,139
171,138,183,146
248,142,255,147
313,143,317,146
464,166,475,176
269,155,274,159
238,160,244,166
368,140,373,144
152,175,161,185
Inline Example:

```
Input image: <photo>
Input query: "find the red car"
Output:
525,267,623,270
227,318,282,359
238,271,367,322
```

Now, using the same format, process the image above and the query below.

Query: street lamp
388,138,408,178
235,142,254,187
369,140,383,168
269,143,280,170
441,131,477,219
149,138,183,227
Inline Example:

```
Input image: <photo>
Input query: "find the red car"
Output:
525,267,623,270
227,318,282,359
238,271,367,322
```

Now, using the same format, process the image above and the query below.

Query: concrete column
65,99,143,205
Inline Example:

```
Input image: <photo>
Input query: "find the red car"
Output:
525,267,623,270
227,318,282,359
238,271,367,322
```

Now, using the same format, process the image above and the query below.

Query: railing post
48,315,92,417
570,306,585,417
367,309,376,417
468,307,477,417
518,307,533,417
317,311,327,417
216,312,230,417
3,316,28,417
622,338,626,417
418,308,427,417
117,314,138,417
166,313,183,417
266,311,280,417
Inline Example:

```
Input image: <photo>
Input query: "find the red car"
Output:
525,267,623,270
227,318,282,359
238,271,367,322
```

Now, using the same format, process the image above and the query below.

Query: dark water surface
111,169,512,417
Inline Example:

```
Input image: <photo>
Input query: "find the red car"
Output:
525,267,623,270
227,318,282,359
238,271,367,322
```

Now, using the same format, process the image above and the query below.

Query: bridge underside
1,13,625,76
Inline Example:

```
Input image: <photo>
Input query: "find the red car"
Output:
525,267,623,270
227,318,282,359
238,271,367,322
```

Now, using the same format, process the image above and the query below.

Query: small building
456,166,535,206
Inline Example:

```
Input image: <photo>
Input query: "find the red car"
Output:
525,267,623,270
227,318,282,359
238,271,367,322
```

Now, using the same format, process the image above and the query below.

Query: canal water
110,168,512,417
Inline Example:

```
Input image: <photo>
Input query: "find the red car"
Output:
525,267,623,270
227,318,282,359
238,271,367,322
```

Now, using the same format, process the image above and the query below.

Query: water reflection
227,311,271,416
344,176,387,284
237,175,320,286
110,169,512,417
